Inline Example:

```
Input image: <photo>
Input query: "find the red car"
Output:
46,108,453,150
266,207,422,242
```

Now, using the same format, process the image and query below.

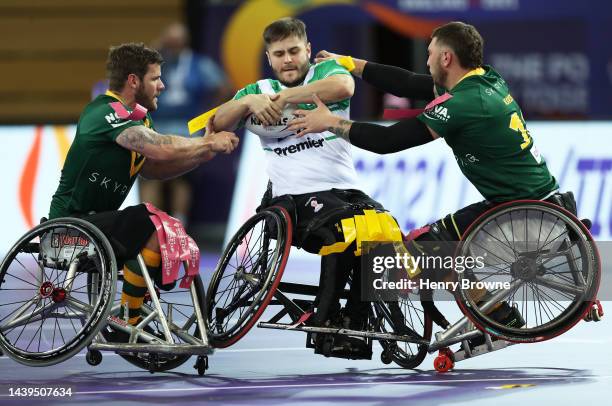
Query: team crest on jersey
306,197,324,213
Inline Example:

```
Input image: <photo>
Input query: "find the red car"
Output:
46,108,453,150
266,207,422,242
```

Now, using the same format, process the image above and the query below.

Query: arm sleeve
348,118,433,154
362,62,435,100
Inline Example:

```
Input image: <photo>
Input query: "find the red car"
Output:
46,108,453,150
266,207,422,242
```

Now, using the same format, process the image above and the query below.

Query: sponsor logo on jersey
249,115,291,128
105,111,131,128
88,172,130,195
423,104,451,122
273,137,325,156
455,153,480,167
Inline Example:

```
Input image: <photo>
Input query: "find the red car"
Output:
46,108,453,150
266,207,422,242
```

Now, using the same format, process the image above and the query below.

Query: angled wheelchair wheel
374,296,432,369
207,206,292,348
456,200,600,343
98,274,207,372
0,218,117,366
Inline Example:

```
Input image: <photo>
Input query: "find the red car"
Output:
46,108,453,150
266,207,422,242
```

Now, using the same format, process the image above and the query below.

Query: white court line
62,375,612,396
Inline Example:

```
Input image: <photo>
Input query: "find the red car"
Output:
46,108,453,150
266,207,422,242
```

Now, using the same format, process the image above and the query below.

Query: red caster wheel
434,348,454,373
592,300,604,322
584,300,604,322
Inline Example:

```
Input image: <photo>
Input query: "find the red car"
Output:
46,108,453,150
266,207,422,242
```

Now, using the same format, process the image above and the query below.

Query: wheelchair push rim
374,296,432,369
207,206,292,348
455,200,600,343
0,218,117,366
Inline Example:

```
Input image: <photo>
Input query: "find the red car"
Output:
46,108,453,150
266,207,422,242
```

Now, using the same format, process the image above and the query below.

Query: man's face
427,37,448,89
266,35,311,87
135,63,165,111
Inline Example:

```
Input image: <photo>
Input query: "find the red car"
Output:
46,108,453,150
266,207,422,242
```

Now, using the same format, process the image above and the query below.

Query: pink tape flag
145,203,200,288
383,92,453,120
109,101,148,122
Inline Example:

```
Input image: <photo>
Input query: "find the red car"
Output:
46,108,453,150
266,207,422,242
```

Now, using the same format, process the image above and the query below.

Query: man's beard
135,84,156,111
276,63,309,87
432,61,448,89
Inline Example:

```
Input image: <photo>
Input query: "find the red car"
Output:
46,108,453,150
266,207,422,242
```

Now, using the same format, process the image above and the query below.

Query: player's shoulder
311,59,350,79
79,95,134,133
234,79,283,98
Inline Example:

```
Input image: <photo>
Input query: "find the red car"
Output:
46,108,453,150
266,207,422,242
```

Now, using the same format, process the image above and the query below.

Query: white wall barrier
227,122,612,257
1,126,139,252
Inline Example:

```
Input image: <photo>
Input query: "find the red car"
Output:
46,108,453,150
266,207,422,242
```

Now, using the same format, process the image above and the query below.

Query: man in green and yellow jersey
290,22,580,339
49,43,238,327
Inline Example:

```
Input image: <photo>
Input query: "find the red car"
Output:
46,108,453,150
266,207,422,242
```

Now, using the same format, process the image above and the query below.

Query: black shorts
78,204,155,264
263,188,385,253
433,191,576,241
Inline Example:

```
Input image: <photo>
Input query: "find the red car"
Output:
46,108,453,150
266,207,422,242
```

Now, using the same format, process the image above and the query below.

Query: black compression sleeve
362,62,434,100
348,118,433,154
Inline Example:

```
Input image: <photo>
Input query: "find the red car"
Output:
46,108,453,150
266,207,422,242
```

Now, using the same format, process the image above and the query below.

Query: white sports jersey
233,60,358,197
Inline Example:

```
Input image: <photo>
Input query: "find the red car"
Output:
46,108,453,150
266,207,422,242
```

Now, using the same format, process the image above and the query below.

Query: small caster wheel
194,355,208,376
592,300,604,322
86,349,102,366
381,350,393,365
433,348,454,373
148,353,160,374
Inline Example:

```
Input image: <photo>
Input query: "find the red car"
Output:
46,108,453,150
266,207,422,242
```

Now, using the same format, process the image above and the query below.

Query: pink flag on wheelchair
145,203,200,288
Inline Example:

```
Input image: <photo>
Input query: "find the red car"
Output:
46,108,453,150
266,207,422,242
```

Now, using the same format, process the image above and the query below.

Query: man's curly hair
106,43,163,92
432,22,484,69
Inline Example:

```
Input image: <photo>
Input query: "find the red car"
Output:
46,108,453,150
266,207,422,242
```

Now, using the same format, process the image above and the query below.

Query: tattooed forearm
118,126,173,149
327,119,353,140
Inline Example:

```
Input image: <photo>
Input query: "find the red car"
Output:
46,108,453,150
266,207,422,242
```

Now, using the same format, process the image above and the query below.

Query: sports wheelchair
0,217,212,375
206,200,603,372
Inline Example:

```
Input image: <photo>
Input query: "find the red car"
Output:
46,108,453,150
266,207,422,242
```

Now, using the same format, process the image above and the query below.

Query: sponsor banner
0,126,139,252
226,122,612,262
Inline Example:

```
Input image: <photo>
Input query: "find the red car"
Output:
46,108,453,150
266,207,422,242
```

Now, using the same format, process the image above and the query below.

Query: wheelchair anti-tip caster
433,348,454,373
380,350,393,365
194,355,208,376
85,349,103,366
584,300,604,322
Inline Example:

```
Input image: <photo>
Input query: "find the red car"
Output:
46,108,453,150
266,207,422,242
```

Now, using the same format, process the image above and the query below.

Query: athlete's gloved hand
243,93,282,126
204,115,239,154
315,50,344,64
288,94,335,137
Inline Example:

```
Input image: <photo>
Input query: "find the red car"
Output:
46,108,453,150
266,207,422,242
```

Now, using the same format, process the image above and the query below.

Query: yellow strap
318,218,356,256
354,214,369,256
363,210,383,240
188,107,219,135
337,56,356,72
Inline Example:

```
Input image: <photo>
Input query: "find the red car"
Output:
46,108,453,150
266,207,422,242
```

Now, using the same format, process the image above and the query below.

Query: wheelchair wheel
455,200,600,343
207,206,292,348
374,296,432,369
0,218,116,366
98,274,207,372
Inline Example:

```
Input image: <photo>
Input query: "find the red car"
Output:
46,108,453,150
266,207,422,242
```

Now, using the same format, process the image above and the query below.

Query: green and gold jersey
418,65,558,202
49,91,153,218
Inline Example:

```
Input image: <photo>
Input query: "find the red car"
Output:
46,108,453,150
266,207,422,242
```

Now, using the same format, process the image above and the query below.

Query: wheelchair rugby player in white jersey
211,17,410,357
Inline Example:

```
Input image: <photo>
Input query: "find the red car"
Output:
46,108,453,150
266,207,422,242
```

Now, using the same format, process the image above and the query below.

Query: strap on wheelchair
316,209,404,257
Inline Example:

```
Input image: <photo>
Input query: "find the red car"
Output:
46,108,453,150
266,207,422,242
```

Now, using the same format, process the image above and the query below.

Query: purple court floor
1,254,610,405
